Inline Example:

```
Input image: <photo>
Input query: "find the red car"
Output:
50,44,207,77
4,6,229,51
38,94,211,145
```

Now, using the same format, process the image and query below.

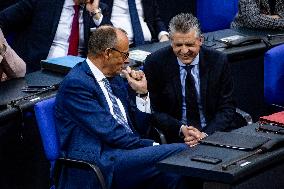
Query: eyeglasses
110,48,129,61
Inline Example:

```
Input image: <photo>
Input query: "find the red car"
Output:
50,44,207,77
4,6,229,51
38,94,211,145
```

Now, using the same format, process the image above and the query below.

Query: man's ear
104,48,112,59
199,35,204,45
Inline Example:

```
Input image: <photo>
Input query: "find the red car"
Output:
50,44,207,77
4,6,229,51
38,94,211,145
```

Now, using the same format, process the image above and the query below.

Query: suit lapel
81,61,110,112
165,49,183,113
199,48,209,111
50,0,66,41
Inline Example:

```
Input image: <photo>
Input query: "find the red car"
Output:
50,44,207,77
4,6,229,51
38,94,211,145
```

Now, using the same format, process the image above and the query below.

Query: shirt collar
177,54,200,67
86,58,106,82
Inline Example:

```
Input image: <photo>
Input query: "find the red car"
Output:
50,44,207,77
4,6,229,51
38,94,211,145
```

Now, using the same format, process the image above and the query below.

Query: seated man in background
0,28,25,82
144,13,236,144
101,0,169,47
0,0,111,73
55,25,194,189
231,0,284,30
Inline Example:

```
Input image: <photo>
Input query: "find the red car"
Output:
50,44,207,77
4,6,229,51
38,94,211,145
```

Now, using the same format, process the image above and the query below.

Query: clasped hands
121,66,148,95
181,125,207,147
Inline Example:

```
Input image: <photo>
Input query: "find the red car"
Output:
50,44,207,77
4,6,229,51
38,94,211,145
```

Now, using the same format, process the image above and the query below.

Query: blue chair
34,97,107,189
196,0,238,32
264,44,284,107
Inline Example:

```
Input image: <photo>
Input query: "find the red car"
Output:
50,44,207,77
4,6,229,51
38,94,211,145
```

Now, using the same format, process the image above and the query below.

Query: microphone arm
221,138,284,170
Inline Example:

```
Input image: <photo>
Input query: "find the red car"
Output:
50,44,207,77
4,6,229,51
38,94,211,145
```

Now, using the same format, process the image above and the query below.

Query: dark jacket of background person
101,0,167,42
0,28,25,82
144,46,235,143
0,0,110,73
231,0,284,30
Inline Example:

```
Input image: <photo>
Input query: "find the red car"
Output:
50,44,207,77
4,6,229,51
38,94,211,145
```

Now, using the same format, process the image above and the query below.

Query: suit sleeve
0,29,26,79
57,77,154,150
237,0,284,30
0,0,35,33
144,52,182,136
99,2,112,25
203,55,235,134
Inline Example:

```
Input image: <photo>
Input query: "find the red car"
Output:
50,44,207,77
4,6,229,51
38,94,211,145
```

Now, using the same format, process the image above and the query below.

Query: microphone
267,34,284,40
258,138,284,153
222,138,284,170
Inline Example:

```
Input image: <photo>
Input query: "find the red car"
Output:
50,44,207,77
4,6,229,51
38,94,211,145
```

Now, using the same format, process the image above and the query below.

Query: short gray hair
88,26,117,55
169,13,201,38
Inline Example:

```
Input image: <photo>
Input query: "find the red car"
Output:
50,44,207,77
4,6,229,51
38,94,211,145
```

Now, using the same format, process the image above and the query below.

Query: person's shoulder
146,45,173,60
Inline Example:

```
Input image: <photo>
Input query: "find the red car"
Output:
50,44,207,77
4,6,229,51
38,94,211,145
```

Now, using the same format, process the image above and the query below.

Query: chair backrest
34,97,59,162
264,44,284,106
196,0,238,32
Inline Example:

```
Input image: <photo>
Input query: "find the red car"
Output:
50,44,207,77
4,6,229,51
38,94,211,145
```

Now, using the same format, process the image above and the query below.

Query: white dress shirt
110,0,168,44
86,58,151,124
47,0,103,59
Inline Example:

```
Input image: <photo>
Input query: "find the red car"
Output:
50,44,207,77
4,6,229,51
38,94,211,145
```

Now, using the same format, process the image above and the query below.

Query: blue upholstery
34,97,59,162
264,44,284,106
196,0,238,32
34,97,107,189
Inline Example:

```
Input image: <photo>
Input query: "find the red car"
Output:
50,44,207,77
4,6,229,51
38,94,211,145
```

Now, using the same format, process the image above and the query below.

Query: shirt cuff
158,31,169,40
92,13,103,26
153,142,160,146
136,94,151,113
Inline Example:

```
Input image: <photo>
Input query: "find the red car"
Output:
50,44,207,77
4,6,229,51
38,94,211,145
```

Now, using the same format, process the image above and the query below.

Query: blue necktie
102,78,132,133
183,65,201,129
128,0,145,46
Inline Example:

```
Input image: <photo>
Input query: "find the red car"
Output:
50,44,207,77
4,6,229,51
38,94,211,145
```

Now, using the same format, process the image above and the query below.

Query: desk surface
157,124,284,184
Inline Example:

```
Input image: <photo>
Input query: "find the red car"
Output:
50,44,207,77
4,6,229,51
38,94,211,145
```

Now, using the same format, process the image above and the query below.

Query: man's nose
180,45,188,53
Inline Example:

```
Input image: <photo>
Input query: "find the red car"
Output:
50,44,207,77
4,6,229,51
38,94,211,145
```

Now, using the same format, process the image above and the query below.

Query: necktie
183,65,201,129
128,0,145,46
268,0,276,14
102,78,132,133
68,5,80,56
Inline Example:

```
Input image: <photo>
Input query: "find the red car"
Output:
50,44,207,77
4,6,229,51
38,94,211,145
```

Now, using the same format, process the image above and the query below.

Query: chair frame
34,97,107,189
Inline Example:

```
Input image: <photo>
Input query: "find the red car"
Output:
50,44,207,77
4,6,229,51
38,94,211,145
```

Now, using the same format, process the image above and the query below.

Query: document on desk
41,56,85,74
200,132,270,151
129,49,151,63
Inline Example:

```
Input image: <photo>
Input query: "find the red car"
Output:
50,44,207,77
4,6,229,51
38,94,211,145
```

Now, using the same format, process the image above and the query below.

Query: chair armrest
54,157,107,189
236,108,253,125
153,127,167,144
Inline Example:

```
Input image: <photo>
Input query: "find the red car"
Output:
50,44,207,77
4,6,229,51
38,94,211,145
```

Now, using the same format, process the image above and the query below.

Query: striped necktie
102,78,132,133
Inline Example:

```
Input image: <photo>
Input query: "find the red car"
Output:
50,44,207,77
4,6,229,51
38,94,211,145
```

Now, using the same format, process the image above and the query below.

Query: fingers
182,125,205,147
122,66,144,81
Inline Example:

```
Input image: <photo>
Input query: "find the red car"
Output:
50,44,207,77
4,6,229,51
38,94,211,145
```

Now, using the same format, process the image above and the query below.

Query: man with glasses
55,25,192,189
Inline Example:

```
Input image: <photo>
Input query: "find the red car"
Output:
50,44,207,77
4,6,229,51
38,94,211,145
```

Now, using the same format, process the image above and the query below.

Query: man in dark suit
0,0,111,73
144,13,235,144
101,0,169,46
55,25,194,189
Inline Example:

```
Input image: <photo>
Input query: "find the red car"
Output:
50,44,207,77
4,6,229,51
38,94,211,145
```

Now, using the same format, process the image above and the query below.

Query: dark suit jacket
0,0,111,73
144,46,235,143
55,61,154,189
101,0,167,42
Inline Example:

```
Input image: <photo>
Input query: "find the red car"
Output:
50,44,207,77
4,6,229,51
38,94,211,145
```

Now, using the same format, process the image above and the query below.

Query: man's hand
181,126,206,147
267,14,281,19
159,34,169,42
121,66,148,94
85,0,101,19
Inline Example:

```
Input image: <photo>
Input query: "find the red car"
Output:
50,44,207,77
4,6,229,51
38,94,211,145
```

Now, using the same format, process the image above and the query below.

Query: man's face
106,32,129,77
171,30,202,64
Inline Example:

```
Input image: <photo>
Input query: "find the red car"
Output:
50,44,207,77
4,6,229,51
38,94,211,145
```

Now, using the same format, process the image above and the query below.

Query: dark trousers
111,143,189,189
